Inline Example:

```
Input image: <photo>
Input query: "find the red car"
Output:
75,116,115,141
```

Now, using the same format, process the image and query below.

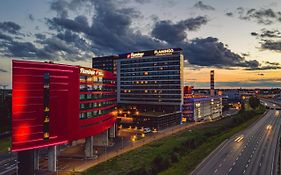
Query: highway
193,102,281,175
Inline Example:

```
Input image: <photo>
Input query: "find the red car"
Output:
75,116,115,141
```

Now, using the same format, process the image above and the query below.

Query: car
235,135,244,143
143,128,151,133
266,124,272,130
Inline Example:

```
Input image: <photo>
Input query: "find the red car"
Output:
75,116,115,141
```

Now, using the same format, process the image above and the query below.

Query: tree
249,96,260,109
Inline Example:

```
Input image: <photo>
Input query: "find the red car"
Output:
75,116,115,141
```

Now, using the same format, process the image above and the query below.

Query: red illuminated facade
12,60,116,152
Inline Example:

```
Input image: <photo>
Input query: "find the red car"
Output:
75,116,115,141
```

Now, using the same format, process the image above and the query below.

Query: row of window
80,107,115,119
120,65,180,73
121,80,180,85
120,56,179,64
80,85,115,91
120,75,180,81
121,70,180,77
121,85,181,89
120,98,181,103
121,90,181,94
120,94,181,99
120,61,180,69
80,93,116,100
80,100,116,110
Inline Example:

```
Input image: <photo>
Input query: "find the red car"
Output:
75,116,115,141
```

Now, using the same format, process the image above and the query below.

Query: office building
182,96,223,122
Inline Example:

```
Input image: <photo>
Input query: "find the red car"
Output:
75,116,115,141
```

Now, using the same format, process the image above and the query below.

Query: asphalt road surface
193,103,281,175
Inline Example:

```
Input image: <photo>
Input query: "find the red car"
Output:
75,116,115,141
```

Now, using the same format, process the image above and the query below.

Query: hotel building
93,48,184,130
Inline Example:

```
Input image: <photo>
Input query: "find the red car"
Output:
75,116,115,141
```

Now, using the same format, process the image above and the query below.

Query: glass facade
117,54,184,107
79,67,116,120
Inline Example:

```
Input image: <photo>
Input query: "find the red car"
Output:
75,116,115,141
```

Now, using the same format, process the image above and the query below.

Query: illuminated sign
80,67,104,76
154,48,174,56
127,52,144,58
43,73,50,140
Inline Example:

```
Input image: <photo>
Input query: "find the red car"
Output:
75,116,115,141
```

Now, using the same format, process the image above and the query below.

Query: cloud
0,32,13,41
35,33,46,40
28,14,35,21
260,40,281,52
225,12,233,17
0,21,21,35
193,1,215,11
0,0,269,70
265,61,280,66
245,61,281,70
50,0,69,18
135,0,151,4
151,16,208,43
184,37,259,69
227,7,281,25
251,29,281,52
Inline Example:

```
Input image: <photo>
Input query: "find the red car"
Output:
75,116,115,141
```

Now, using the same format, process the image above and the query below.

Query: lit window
145,90,148,93
144,72,149,75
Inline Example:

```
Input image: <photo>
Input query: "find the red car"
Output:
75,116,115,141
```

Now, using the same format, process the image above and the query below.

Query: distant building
184,86,193,95
0,89,12,134
182,96,223,122
92,55,119,74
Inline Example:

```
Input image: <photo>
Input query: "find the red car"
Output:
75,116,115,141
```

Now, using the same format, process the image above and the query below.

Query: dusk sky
0,0,281,88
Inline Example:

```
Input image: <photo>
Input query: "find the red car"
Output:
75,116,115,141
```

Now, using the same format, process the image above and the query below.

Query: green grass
83,106,265,175
0,137,11,153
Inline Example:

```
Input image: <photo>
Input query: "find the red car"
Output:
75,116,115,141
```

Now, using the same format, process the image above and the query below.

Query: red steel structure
12,60,116,152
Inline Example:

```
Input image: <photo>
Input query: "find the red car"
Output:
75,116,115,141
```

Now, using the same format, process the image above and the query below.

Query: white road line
214,169,218,173
248,159,251,163
229,168,232,172
233,162,236,166
259,162,262,167
236,157,239,161
246,164,249,168
219,163,222,167
243,170,246,174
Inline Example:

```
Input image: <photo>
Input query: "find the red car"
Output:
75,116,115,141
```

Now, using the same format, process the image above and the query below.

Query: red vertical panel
12,60,79,152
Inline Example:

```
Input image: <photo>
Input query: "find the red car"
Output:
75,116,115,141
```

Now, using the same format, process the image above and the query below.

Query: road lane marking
248,159,251,163
214,169,218,173
233,162,236,166
243,170,246,174
229,168,232,172
246,164,249,168
236,157,239,161
219,163,222,167
259,162,262,167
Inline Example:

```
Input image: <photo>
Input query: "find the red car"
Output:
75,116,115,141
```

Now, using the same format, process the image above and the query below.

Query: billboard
12,60,116,152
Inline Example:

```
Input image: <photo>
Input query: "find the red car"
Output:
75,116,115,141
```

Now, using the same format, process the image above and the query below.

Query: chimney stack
210,70,215,96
